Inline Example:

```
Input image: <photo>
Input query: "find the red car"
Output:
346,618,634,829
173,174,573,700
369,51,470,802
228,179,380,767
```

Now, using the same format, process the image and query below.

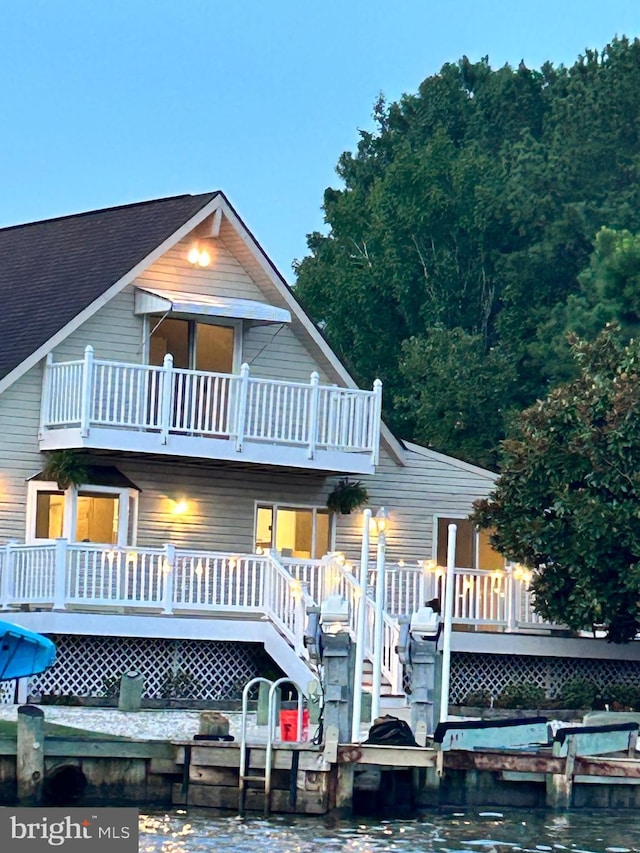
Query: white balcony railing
40,346,383,468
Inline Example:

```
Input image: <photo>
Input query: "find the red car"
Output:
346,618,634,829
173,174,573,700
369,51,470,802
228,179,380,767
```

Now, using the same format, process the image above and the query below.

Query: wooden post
160,353,174,445
53,537,67,611
335,764,355,816
118,670,144,711
17,705,45,805
80,344,94,437
546,734,576,809
307,372,320,459
235,363,250,452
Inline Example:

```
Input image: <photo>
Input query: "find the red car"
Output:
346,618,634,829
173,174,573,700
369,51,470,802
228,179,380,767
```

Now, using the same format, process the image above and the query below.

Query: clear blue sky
1,1,638,280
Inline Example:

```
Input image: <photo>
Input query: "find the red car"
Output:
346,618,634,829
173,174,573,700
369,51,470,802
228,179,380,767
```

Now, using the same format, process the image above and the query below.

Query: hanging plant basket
326,478,369,515
41,450,88,490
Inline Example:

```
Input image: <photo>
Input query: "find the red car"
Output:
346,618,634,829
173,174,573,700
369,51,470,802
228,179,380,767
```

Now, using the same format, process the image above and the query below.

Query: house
0,191,636,706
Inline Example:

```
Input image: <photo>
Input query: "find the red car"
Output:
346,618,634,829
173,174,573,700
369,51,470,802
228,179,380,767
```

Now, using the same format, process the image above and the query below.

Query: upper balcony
39,346,382,473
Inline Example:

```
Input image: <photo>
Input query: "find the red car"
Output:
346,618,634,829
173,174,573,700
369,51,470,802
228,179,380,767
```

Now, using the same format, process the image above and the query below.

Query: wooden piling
17,704,44,805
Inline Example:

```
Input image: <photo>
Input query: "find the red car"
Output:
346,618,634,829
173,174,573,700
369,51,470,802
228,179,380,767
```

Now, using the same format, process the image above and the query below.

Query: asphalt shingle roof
0,191,219,381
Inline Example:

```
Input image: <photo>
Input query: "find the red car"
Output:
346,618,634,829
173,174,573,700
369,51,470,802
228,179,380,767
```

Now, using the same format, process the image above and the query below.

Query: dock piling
17,704,45,805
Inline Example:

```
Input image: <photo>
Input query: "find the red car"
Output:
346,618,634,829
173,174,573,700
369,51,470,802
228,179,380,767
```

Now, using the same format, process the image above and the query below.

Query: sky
0,1,638,281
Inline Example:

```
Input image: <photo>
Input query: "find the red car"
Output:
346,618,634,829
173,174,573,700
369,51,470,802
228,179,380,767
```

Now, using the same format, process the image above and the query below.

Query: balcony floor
40,426,375,474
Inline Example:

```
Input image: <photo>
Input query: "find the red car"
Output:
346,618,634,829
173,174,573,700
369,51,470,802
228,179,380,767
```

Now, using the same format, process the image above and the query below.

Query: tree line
294,37,640,470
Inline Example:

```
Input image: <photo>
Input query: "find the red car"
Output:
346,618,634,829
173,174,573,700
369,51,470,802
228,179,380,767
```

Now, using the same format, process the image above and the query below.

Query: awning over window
134,286,291,325
30,465,141,491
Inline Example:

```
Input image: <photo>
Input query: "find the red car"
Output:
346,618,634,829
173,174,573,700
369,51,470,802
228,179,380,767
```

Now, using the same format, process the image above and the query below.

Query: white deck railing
0,542,562,699
41,347,383,463
0,542,310,656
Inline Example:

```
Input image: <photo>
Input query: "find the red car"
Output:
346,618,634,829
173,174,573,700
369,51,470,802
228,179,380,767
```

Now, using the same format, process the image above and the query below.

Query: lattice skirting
450,652,640,703
0,634,275,703
3,642,640,706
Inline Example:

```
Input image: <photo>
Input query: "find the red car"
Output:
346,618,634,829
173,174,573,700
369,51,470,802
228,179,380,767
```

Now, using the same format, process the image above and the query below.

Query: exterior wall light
187,243,211,267
172,499,188,515
374,506,389,534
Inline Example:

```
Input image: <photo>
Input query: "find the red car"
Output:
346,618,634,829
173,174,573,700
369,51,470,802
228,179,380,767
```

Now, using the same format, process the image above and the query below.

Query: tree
294,37,640,466
472,327,640,642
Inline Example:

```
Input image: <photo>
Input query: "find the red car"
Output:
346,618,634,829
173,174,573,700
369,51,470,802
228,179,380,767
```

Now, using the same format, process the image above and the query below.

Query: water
139,809,639,853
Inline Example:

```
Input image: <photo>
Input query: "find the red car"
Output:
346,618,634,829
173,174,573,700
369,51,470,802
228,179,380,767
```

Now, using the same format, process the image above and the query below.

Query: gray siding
52,286,143,363
332,444,496,564
0,363,44,539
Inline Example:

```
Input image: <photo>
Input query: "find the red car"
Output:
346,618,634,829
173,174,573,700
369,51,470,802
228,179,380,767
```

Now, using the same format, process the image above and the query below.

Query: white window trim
433,513,476,569
26,481,139,547
254,500,335,559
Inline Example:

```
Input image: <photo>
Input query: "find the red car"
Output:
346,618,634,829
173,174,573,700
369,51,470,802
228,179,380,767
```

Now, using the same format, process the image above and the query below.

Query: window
149,317,238,373
435,517,503,570
255,504,331,559
27,482,138,546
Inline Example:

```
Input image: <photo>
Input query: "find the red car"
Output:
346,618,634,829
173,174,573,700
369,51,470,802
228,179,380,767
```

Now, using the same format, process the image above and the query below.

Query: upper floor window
435,517,503,570
149,317,239,374
255,503,332,560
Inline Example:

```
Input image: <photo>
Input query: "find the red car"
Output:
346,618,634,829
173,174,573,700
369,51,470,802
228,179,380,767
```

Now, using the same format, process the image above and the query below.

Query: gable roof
0,190,407,465
0,191,218,382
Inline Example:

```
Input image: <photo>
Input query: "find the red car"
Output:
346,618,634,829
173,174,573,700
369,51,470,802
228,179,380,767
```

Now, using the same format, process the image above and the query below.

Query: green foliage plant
41,450,88,490
558,679,599,710
494,682,546,710
326,478,369,514
473,327,640,643
159,668,202,699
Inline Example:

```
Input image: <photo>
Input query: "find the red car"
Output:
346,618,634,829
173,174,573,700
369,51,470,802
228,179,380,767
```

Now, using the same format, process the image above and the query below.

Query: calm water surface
139,809,639,853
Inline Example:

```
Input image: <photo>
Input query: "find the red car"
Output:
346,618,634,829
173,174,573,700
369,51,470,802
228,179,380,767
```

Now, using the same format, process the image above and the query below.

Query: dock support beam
17,705,44,805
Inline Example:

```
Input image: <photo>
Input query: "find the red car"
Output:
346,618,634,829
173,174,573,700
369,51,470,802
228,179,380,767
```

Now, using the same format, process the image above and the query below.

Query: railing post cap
373,378,382,390
310,371,319,382
84,344,94,355
163,353,173,367
240,362,250,374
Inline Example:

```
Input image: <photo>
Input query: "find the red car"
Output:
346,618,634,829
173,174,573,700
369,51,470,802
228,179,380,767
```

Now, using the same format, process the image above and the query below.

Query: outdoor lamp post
439,522,457,725
351,508,371,742
370,507,389,721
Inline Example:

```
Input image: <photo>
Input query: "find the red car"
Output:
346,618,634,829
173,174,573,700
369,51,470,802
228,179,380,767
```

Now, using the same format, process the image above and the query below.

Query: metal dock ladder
238,676,305,817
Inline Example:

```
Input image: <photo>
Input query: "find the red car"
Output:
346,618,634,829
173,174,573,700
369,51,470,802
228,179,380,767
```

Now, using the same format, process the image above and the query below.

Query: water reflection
139,810,640,853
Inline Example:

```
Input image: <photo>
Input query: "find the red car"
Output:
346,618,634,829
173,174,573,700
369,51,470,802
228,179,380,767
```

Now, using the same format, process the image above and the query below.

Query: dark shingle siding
0,192,218,381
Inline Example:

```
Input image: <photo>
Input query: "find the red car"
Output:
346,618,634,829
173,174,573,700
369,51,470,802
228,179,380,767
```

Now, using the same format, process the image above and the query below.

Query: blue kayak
0,621,56,680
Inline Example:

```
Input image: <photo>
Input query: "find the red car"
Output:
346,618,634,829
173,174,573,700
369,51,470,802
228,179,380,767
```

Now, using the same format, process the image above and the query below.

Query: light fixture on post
351,508,372,742
371,506,389,721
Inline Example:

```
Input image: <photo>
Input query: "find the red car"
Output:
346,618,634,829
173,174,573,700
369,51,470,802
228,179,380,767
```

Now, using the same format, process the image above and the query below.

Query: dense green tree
294,37,640,467
472,328,640,642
